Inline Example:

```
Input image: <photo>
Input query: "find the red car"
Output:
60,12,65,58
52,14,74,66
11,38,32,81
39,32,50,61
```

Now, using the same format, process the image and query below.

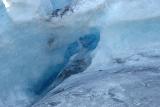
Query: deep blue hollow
31,28,100,95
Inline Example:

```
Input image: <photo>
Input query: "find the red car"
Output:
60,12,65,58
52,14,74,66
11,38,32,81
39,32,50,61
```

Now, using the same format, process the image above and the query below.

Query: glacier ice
51,0,73,9
2,0,53,21
1,0,160,107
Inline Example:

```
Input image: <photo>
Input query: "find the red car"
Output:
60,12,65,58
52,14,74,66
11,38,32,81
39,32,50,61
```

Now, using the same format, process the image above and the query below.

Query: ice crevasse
1,0,160,107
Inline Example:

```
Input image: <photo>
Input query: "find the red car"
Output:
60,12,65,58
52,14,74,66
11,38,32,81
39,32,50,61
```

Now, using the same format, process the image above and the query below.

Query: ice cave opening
1,0,160,107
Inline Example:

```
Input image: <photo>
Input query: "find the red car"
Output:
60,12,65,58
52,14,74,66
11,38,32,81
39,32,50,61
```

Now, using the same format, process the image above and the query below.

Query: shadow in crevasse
30,28,100,104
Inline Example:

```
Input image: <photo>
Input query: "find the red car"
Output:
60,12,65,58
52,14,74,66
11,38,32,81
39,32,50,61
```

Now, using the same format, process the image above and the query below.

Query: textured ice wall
86,0,160,71
0,1,73,107
1,0,160,107
0,0,100,106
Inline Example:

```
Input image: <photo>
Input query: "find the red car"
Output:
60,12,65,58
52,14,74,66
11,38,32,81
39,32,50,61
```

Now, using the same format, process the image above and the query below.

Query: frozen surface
51,0,73,9
33,63,160,107
1,0,160,107
2,0,53,21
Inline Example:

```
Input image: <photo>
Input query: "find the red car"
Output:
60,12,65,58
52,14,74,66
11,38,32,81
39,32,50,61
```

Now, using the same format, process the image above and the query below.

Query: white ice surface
33,61,160,107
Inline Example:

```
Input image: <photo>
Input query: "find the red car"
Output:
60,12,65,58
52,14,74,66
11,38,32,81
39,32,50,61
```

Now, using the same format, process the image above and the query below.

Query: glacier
1,0,160,107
